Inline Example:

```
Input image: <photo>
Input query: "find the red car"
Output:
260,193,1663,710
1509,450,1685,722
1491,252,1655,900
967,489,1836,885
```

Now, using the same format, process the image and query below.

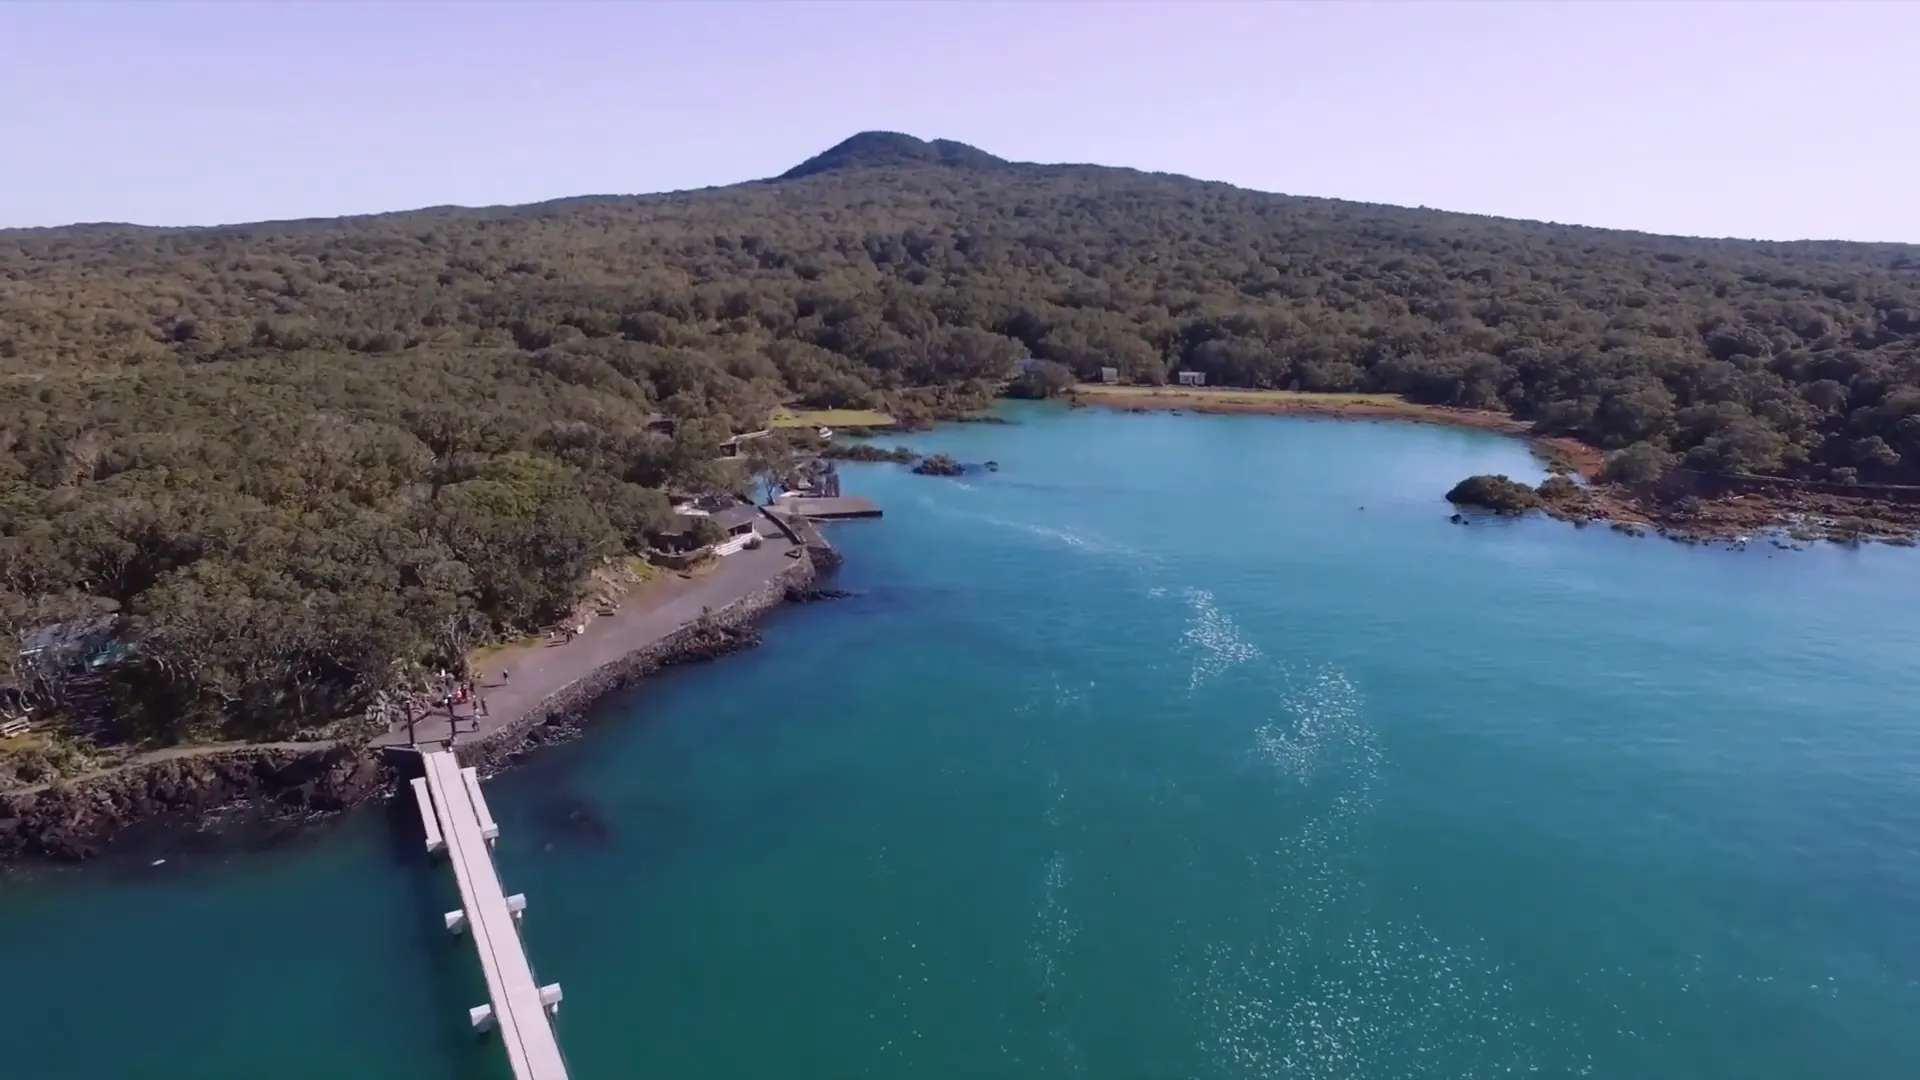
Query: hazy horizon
5,1,1917,244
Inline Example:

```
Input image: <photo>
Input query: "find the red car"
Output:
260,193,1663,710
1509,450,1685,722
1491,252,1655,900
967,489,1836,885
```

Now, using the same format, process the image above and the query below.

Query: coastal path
413,748,569,1080
13,521,810,797
374,533,802,750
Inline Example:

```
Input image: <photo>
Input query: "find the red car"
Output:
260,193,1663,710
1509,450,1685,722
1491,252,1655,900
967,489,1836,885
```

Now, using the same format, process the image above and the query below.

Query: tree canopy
4,130,1919,744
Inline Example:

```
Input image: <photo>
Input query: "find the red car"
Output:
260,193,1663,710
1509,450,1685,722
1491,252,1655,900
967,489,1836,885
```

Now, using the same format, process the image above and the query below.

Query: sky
3,0,1916,242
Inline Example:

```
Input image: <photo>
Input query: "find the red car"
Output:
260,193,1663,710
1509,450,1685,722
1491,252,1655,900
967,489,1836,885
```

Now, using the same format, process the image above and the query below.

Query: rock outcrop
1445,473,1544,514
0,745,392,861
911,453,965,476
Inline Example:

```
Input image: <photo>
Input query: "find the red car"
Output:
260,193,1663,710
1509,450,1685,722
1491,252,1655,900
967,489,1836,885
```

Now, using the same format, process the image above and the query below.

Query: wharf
770,495,882,519
372,537,806,751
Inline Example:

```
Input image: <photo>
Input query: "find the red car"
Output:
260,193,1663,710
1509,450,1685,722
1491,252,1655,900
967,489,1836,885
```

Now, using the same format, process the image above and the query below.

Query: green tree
1603,441,1672,484
3,130,1919,744
1008,360,1077,399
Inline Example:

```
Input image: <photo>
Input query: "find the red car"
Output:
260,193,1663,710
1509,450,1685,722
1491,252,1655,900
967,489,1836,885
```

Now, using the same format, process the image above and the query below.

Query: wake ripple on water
917,495,1149,564
991,516,1143,560
1190,666,1593,1078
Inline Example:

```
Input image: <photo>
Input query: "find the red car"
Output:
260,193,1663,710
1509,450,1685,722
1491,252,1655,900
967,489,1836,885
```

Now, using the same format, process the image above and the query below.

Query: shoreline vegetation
5,128,1920,848
0,534,826,862
1068,384,1920,545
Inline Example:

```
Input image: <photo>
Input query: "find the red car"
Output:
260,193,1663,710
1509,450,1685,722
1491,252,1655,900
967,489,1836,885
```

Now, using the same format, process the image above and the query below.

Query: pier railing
413,750,569,1080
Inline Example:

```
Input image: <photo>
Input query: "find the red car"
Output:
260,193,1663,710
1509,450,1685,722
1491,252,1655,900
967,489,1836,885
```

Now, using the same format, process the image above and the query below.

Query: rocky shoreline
452,552,816,775
1450,469,1920,547
0,548,824,863
0,746,394,862
1075,388,1920,547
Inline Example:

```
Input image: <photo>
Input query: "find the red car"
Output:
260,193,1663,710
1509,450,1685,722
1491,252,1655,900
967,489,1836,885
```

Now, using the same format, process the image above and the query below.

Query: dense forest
4,130,1919,746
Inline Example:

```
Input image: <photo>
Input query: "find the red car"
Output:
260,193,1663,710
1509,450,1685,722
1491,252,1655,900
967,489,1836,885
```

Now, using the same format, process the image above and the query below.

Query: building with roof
708,504,764,537
17,615,122,669
718,429,772,459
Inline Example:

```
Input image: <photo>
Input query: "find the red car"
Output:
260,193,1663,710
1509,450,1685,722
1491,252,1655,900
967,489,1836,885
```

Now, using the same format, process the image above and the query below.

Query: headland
0,508,840,863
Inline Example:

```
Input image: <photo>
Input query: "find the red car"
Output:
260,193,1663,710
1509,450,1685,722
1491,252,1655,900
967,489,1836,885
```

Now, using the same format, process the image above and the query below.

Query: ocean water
4,403,1920,1079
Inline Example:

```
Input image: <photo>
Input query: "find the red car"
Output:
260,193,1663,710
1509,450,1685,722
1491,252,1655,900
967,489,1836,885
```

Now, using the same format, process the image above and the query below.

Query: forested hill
3,131,1919,744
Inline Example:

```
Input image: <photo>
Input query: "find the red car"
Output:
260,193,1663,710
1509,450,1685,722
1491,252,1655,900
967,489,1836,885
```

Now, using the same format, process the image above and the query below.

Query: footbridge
411,749,569,1080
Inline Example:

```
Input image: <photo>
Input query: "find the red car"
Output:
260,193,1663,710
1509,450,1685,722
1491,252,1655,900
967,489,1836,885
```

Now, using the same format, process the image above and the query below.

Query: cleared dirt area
1069,383,1560,450
771,407,896,428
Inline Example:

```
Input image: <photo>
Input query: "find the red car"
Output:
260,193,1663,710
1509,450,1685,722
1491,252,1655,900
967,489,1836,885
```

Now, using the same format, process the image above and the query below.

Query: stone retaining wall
450,549,817,773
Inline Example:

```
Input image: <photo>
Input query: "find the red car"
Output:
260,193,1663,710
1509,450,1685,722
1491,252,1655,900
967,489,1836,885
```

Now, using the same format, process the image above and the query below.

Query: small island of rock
1446,474,1544,514
822,443,919,464
911,453,966,476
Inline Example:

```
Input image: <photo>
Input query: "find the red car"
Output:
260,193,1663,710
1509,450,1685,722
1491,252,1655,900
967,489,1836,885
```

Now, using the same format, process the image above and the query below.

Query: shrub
1536,475,1581,500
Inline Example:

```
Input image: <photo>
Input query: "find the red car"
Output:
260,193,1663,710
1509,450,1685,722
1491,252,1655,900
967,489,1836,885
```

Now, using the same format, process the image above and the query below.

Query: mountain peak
777,132,1009,180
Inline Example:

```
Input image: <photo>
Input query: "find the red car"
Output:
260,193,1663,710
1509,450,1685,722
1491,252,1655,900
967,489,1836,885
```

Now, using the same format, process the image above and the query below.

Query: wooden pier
415,750,568,1080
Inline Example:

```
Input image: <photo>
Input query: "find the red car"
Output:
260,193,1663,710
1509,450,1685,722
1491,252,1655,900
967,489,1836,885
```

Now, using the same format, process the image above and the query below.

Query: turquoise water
5,403,1920,1078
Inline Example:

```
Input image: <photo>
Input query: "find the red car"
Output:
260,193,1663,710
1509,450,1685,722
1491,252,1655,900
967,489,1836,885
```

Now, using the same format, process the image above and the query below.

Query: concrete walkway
374,535,804,750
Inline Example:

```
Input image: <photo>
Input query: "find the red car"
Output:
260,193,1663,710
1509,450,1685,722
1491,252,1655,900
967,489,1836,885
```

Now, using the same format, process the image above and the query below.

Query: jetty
412,749,568,1080
770,494,883,519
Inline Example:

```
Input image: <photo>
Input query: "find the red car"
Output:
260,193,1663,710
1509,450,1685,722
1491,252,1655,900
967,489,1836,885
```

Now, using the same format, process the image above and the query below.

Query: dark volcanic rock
1,546,825,864
0,746,394,862
533,792,613,848
785,584,852,603
911,453,965,476
820,443,917,464
672,622,762,663
454,551,817,774
1446,473,1543,514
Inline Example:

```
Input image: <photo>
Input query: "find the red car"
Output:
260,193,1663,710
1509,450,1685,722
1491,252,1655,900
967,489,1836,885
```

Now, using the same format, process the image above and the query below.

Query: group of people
429,669,488,718
380,665,519,748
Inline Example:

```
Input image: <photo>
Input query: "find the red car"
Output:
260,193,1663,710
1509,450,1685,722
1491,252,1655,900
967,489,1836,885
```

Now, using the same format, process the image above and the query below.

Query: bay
5,403,1919,1078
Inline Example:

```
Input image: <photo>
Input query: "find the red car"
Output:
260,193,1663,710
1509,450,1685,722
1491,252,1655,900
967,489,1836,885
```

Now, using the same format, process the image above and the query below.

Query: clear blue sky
4,1,1915,241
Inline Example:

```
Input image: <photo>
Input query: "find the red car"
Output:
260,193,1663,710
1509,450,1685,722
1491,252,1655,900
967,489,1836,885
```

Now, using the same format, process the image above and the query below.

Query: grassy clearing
0,730,53,754
1068,383,1517,425
771,406,896,428
1070,383,1589,474
0,729,105,789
